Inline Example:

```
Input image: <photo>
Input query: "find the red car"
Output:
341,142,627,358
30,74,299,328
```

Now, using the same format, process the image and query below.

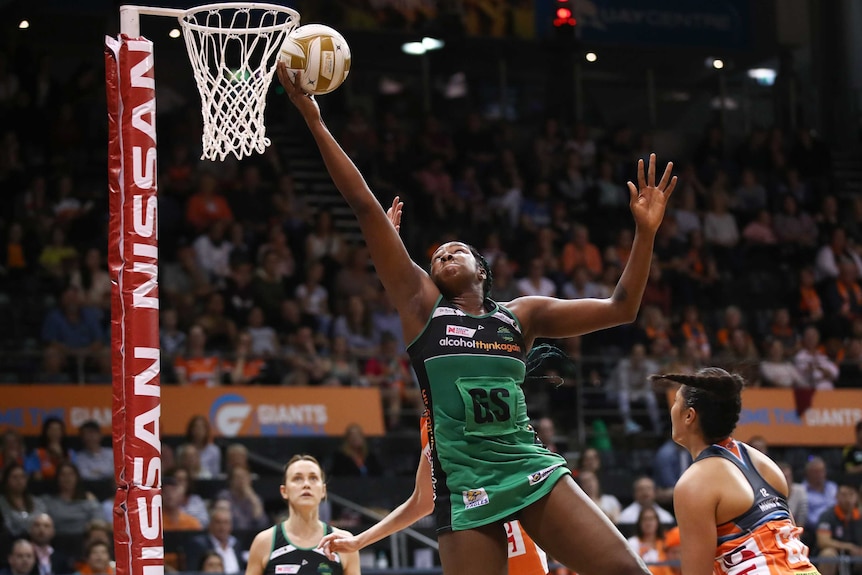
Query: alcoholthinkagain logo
439,337,521,353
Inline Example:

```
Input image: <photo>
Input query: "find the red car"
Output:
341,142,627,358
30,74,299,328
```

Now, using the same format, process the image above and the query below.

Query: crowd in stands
2,46,860,409
2,39,862,572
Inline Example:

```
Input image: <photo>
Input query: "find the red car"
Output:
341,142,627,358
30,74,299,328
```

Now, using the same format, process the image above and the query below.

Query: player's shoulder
251,524,276,547
676,457,725,495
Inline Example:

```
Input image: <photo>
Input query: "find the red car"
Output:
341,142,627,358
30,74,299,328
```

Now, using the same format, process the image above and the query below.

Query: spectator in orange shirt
797,267,824,326
24,417,75,481
162,473,203,531
560,225,603,278
626,507,674,575
715,306,745,350
73,520,112,572
768,308,799,353
662,527,681,575
186,173,234,233
225,331,267,385
678,305,711,360
73,541,114,575
174,325,222,387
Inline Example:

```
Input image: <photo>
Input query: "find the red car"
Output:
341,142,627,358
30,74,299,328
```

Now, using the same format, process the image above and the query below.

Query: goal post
106,6,299,575
105,32,162,575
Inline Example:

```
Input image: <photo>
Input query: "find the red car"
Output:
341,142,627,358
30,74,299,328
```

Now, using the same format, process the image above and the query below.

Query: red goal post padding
106,34,163,575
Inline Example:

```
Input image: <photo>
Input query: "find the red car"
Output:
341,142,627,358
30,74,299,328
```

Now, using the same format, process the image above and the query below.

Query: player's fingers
664,175,678,199
627,181,638,203
657,161,673,190
637,159,646,191
647,153,656,188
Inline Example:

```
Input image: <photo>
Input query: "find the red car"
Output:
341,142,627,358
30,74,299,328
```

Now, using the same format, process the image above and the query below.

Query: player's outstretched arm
277,65,437,335
508,153,676,343
318,453,434,560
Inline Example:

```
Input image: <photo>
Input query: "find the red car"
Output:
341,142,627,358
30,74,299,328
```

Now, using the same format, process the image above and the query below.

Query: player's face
281,460,326,507
670,387,684,445
430,242,482,290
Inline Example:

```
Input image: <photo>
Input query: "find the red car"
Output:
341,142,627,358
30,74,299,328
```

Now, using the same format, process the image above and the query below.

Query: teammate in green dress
278,63,676,575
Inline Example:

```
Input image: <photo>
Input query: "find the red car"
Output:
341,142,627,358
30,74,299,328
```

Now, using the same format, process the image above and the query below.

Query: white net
180,3,299,161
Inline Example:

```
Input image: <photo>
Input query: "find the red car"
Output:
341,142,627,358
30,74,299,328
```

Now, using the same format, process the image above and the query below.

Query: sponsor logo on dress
439,337,521,353
446,325,477,338
275,566,300,574
270,545,296,560
527,463,564,486
463,488,490,509
497,326,514,342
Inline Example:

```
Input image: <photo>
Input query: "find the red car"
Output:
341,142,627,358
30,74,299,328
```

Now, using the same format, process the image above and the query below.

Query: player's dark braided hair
467,244,493,299
650,367,745,444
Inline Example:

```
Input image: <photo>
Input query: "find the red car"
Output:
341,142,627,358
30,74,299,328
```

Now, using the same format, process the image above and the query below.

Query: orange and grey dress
697,439,819,575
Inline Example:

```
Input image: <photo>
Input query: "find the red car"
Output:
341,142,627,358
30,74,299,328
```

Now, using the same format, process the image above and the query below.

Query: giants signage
106,35,163,575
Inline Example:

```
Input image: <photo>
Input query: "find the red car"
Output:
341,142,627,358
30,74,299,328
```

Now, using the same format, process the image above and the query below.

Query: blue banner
574,0,750,49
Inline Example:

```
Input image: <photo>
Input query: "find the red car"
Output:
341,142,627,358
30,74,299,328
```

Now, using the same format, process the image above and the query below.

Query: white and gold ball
279,24,351,95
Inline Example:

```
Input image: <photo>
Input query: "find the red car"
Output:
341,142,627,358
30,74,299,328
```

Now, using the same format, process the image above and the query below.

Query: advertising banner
574,0,751,48
0,386,385,437
734,389,861,447
665,388,862,447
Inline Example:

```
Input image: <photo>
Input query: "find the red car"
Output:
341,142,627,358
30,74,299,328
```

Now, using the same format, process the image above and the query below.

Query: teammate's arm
674,470,718,575
318,453,434,560
244,528,273,575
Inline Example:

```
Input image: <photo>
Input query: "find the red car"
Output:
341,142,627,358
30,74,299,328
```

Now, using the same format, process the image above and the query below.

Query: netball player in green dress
278,64,677,575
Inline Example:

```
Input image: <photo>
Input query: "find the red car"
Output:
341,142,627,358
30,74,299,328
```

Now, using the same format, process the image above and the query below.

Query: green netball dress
407,295,570,532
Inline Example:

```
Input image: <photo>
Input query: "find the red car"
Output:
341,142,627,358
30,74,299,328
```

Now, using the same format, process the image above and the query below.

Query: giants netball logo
210,394,252,437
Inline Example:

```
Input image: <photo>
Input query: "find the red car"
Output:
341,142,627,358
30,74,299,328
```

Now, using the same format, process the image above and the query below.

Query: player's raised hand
277,63,321,123
627,153,677,234
386,196,404,233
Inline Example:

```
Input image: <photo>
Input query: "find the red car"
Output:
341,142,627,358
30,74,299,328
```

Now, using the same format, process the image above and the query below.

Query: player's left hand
277,62,321,123
627,153,677,234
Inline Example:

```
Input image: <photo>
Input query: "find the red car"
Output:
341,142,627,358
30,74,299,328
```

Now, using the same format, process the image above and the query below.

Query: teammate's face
281,460,326,507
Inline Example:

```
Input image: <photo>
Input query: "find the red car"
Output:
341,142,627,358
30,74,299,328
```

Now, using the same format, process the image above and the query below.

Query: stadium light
747,68,777,86
422,37,444,51
169,28,181,38
401,42,426,55
585,52,597,63
18,20,29,29
712,58,725,70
